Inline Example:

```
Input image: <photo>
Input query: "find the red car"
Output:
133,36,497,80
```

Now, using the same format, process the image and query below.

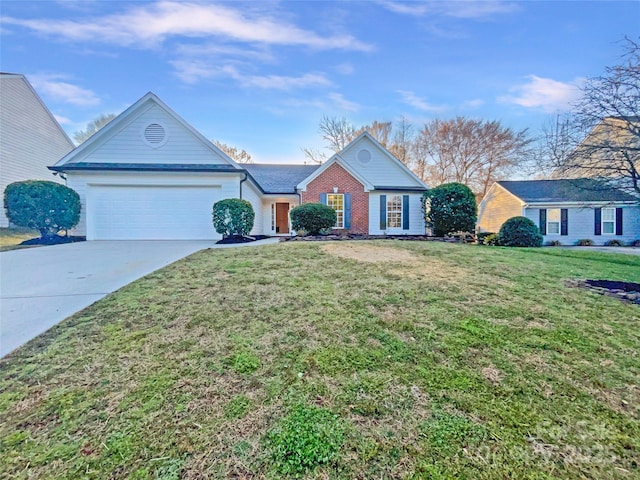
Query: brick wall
301,162,369,234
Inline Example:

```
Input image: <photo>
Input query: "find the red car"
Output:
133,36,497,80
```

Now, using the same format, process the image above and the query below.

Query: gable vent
143,123,167,147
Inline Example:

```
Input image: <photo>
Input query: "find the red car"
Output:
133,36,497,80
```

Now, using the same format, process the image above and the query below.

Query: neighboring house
50,92,427,240
0,73,75,227
477,179,640,245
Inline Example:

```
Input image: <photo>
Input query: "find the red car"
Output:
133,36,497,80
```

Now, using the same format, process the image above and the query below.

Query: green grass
0,227,39,251
1,241,639,479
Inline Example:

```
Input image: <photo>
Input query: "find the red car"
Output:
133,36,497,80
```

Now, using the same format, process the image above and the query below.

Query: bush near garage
498,216,543,247
4,180,80,240
212,199,255,237
290,203,337,235
423,183,477,237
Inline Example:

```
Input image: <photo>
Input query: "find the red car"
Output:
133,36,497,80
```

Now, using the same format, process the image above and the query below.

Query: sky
1,1,638,164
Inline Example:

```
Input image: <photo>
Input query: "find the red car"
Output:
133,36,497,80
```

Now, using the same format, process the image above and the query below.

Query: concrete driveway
0,238,278,357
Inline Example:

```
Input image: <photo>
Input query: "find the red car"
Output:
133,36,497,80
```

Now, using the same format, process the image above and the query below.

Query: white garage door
88,185,221,240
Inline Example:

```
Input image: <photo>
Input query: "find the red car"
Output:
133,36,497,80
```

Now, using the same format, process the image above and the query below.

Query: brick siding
301,162,369,234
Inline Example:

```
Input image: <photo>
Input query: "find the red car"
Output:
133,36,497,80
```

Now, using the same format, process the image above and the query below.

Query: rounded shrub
423,183,477,237
498,216,543,247
4,180,80,239
483,233,499,246
290,203,337,235
212,198,255,237
605,239,624,247
576,238,594,246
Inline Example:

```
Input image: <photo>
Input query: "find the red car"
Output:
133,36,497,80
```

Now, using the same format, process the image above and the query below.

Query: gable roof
498,179,637,203
244,164,319,194
297,132,428,192
52,92,238,169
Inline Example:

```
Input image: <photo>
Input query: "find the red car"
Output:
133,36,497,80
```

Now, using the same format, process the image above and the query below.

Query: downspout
239,171,248,199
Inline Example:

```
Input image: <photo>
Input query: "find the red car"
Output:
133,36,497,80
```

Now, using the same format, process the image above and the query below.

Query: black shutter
319,193,327,205
379,195,387,230
344,193,352,229
402,195,410,230
594,208,602,236
615,207,623,235
539,209,547,235
560,208,568,236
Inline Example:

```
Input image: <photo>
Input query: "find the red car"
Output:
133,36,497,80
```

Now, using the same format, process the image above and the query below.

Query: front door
275,203,290,234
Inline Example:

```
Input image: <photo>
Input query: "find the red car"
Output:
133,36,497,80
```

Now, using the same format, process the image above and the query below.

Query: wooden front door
275,203,289,234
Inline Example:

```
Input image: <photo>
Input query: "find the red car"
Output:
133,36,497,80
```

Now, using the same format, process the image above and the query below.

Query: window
327,194,344,228
602,207,615,234
387,195,403,229
546,208,560,235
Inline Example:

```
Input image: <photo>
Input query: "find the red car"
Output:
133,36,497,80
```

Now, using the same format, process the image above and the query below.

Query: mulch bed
280,234,447,242
567,279,640,305
216,235,270,244
21,235,86,246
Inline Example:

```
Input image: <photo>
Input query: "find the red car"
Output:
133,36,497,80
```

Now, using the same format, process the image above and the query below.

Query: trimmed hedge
212,198,255,237
423,183,477,237
4,180,80,239
290,203,337,235
498,216,543,247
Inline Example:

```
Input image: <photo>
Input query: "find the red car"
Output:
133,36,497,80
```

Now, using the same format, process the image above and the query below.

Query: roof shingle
498,179,637,203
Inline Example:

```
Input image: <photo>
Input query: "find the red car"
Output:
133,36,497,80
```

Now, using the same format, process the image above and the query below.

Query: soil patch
216,235,269,245
21,235,85,246
321,243,418,264
567,279,640,305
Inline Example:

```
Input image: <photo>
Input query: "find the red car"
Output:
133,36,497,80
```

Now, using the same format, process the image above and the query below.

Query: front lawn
0,227,39,251
1,241,638,479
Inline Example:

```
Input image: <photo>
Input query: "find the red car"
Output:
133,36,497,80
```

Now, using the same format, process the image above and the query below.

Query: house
49,92,427,240
477,179,640,245
0,73,75,227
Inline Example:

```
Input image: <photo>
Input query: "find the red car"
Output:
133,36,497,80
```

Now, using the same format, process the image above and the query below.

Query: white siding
0,75,74,226
338,136,424,189
524,205,640,245
67,171,241,238
66,103,232,166
241,180,263,236
368,192,425,235
477,183,524,233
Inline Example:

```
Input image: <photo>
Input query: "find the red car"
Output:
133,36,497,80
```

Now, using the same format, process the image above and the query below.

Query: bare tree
388,116,414,166
73,113,116,144
318,115,356,152
533,114,577,178
212,140,253,164
556,37,640,197
355,120,393,147
417,117,531,196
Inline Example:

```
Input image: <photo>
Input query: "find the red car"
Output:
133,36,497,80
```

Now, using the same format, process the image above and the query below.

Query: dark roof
244,164,319,194
49,162,240,172
498,179,637,203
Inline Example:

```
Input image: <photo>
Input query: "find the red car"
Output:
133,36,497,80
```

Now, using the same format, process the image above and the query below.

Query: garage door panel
88,185,221,240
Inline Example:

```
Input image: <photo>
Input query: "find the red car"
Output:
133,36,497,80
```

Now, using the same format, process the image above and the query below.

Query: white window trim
602,207,615,235
327,193,344,229
387,195,403,230
546,208,561,236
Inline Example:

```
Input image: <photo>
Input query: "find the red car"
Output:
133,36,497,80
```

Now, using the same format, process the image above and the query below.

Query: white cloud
379,1,517,19
499,75,583,112
53,114,72,125
3,1,372,51
29,74,100,107
462,98,484,108
327,93,359,112
334,62,355,75
397,90,447,112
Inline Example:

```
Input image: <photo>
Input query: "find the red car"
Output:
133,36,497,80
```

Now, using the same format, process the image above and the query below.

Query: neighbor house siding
67,103,232,166
66,171,241,237
368,192,425,235
0,74,74,226
301,162,369,234
477,184,524,233
524,205,640,245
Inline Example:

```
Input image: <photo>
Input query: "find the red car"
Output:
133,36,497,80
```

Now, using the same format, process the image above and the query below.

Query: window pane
327,194,344,228
387,195,402,229
602,208,615,221
603,222,615,234
547,222,560,235
547,209,561,221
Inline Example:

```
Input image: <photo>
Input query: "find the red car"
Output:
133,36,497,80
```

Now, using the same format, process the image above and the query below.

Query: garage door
88,185,221,240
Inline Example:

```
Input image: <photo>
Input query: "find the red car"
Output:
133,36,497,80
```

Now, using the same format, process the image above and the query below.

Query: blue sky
1,1,638,164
